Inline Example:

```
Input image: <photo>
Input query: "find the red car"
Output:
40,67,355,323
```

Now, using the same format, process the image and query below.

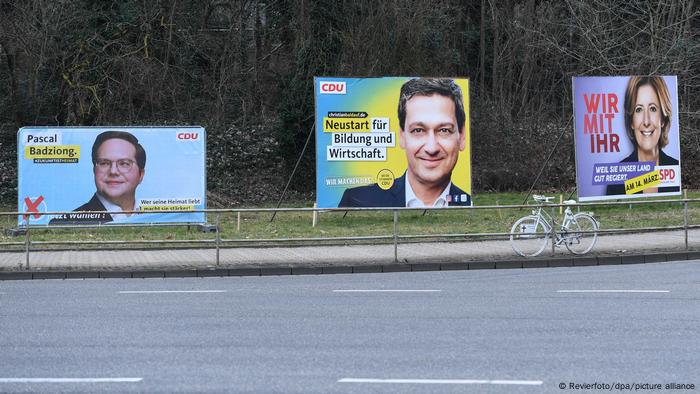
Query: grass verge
1,191,698,250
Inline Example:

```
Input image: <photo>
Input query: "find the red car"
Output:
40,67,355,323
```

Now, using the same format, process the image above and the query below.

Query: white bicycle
510,195,599,257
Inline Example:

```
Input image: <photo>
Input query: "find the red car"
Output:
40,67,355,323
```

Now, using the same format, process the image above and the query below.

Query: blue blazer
338,173,471,207
48,193,114,224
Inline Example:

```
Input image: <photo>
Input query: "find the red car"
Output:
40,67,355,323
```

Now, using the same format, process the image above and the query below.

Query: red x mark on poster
23,196,44,220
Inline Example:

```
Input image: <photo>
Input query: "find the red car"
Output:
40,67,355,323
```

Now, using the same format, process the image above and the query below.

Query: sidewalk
1,229,698,279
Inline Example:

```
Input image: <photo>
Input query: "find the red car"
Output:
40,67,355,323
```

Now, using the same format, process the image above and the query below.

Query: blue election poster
17,126,206,225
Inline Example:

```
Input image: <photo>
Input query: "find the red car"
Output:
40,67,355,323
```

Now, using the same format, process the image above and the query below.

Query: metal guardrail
1,197,697,269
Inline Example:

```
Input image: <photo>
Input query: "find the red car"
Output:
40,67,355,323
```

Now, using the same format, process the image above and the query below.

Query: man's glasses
95,159,136,172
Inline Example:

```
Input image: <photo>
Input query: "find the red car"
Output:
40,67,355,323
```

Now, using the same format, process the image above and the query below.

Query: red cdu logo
319,81,346,94
177,132,200,141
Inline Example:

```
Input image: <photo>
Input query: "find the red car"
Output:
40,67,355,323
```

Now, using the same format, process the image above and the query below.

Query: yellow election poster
315,77,472,208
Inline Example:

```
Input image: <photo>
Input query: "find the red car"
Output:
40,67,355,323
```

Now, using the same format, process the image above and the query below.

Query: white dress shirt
405,178,451,208
96,193,139,222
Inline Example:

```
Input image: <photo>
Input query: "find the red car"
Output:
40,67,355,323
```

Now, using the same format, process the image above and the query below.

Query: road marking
557,290,669,293
333,290,441,293
118,290,227,294
0,378,142,383
338,378,542,386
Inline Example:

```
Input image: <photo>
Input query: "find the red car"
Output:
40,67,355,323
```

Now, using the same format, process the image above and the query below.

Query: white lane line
333,290,441,293
338,378,542,386
557,290,669,293
118,290,227,294
0,378,142,383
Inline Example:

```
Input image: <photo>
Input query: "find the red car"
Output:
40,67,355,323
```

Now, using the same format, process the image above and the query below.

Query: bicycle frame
530,205,577,246
511,195,599,257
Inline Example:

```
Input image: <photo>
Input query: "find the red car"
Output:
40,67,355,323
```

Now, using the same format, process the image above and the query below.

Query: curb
1,251,698,281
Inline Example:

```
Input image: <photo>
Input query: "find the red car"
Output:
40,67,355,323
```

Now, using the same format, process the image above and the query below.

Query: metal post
523,115,573,204
237,212,241,232
684,200,688,250
271,121,316,222
215,212,221,266
312,203,318,227
393,210,398,263
24,215,30,270
551,215,556,256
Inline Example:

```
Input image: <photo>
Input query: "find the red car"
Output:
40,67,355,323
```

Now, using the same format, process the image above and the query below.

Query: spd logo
319,81,346,95
176,132,200,141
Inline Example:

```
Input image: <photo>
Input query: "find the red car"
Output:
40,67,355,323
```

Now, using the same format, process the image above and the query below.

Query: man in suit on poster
339,78,471,207
50,131,146,224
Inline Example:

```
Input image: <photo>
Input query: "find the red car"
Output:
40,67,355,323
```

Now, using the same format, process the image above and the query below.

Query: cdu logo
320,81,346,94
176,132,199,141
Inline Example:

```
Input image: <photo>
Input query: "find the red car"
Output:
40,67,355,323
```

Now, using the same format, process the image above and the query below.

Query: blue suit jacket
338,174,471,207
48,193,114,224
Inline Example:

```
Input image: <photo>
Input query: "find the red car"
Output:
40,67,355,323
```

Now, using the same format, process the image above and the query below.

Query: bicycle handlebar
532,195,554,203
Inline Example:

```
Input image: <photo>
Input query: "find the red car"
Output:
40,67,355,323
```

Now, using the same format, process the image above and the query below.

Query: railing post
24,215,30,270
551,214,556,256
684,199,688,250
215,212,221,266
393,210,398,263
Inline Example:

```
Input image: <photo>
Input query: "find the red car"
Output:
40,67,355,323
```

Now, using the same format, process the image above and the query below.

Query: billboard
18,126,206,225
573,76,681,201
315,77,472,208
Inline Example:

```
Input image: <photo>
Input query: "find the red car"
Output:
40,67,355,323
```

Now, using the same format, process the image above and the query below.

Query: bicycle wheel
510,215,549,257
564,213,598,255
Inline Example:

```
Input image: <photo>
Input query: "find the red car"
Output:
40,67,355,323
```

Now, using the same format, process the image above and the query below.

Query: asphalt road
1,261,699,393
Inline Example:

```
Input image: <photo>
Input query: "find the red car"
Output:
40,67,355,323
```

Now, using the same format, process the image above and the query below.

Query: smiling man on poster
338,78,471,207
50,131,146,224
